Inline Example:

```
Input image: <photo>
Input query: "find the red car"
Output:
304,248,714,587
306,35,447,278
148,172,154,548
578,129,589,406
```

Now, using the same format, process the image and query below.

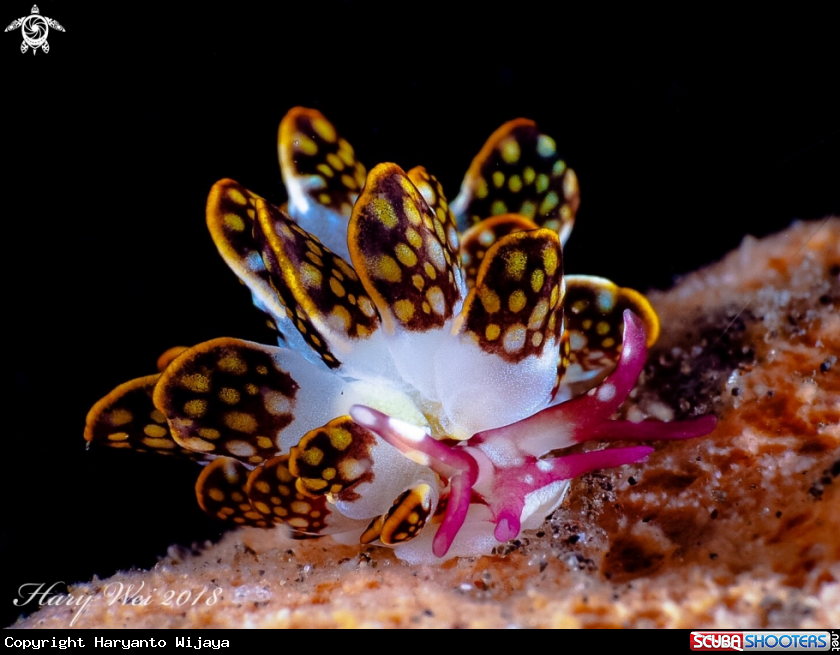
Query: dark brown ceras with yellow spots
85,107,714,563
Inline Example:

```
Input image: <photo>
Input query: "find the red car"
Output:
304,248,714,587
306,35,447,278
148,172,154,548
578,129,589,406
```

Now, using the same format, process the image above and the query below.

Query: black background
3,1,837,627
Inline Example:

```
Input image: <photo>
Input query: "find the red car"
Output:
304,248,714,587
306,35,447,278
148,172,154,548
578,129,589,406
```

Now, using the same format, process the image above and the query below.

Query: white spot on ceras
247,252,265,272
536,459,554,472
478,230,495,247
426,238,447,271
264,391,292,415
447,226,459,248
227,441,256,457
537,134,556,157
569,330,587,351
503,325,526,353
596,290,614,313
305,174,327,190
427,286,446,316
338,458,369,481
597,382,616,402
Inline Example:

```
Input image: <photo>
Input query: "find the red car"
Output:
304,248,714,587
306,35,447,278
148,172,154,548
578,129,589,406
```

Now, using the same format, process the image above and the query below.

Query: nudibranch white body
85,108,715,563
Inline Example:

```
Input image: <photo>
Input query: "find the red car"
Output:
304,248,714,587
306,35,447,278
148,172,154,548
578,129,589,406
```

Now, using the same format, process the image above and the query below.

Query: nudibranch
85,108,716,563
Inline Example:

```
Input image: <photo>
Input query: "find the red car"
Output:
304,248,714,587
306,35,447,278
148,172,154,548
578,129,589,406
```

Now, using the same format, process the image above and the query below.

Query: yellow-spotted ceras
86,107,716,563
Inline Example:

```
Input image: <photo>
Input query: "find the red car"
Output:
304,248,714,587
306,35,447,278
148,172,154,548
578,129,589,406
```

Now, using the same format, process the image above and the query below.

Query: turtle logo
5,5,65,55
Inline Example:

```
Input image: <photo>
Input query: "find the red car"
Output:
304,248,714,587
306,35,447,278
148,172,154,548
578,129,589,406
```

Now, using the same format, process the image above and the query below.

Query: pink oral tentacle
555,310,649,432
494,510,522,542
349,404,479,557
485,446,655,542
432,469,476,557
542,445,655,478
472,310,649,457
348,310,718,557
349,405,476,478
588,415,718,441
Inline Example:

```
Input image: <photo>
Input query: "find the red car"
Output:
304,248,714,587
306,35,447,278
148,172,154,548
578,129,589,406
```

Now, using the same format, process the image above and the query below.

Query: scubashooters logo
691,631,832,652
4,5,65,54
